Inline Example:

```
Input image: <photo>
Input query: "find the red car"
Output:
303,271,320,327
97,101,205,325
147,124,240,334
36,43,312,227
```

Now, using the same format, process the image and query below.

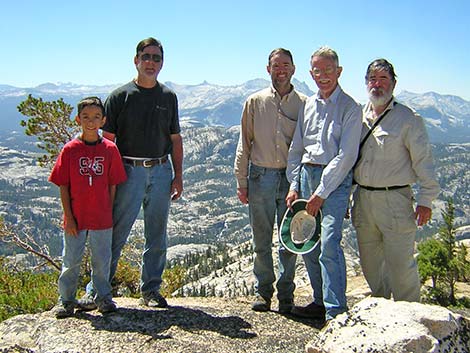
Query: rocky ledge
1,296,469,353
0,296,322,353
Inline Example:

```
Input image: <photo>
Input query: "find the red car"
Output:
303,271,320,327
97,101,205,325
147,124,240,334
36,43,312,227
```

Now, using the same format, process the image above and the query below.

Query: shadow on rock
276,312,325,330
77,305,257,340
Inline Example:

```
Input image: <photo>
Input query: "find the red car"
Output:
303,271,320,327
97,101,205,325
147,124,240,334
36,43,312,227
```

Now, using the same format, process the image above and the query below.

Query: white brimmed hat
279,199,321,255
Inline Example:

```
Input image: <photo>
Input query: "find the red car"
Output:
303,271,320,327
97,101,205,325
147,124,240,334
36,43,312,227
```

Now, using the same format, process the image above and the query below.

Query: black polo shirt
103,80,180,158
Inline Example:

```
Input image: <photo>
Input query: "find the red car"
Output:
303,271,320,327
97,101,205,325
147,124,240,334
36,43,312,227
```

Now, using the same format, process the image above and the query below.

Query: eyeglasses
311,67,335,76
140,53,162,63
367,76,392,84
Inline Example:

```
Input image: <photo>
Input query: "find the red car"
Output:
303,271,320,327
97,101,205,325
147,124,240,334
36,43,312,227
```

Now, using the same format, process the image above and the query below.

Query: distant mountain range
397,91,470,143
1,81,469,143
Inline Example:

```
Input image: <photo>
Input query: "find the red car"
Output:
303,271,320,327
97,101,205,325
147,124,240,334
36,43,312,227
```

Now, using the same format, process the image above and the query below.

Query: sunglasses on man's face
140,53,162,63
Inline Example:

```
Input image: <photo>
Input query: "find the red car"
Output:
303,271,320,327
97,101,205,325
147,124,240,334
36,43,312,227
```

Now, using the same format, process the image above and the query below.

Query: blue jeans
300,164,352,319
59,228,112,305
249,164,297,301
87,161,172,297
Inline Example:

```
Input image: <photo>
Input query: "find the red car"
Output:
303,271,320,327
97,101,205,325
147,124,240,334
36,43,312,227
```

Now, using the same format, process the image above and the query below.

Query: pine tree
417,199,470,306
417,238,447,289
438,200,459,304
18,95,79,168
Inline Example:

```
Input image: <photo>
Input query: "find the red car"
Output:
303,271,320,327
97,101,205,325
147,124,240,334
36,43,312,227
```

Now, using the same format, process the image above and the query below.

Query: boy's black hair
77,96,105,116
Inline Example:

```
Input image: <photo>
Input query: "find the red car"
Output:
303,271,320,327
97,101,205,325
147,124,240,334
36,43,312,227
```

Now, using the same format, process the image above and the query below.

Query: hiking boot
322,319,332,329
77,293,97,311
251,295,271,312
98,299,117,314
139,292,168,308
278,299,294,314
53,302,75,319
291,302,326,319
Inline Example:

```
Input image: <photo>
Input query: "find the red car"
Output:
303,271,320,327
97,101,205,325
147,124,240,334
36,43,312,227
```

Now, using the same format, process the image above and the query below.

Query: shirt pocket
373,129,389,146
372,129,401,162
327,119,342,141
280,116,298,144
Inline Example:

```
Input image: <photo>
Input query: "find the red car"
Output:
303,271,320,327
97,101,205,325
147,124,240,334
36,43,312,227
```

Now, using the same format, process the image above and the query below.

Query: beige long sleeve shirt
353,99,440,208
234,86,307,188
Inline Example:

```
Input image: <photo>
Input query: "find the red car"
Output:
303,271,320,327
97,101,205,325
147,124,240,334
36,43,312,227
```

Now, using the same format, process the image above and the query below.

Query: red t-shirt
49,138,127,230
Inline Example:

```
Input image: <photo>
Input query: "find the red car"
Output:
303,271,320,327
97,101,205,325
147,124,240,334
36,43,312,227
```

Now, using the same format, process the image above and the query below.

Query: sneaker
53,302,75,319
77,293,97,311
98,299,117,314
251,295,271,312
278,299,294,314
139,292,168,308
291,302,326,319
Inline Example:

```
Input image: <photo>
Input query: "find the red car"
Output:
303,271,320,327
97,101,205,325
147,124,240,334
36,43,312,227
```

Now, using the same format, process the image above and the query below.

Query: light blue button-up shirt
287,85,362,199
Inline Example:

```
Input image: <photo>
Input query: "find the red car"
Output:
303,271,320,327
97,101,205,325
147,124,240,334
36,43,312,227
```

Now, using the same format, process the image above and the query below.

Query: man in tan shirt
234,48,306,313
352,59,440,302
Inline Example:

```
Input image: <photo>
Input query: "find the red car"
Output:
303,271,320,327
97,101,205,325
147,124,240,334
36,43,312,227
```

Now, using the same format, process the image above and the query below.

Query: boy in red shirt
49,96,127,318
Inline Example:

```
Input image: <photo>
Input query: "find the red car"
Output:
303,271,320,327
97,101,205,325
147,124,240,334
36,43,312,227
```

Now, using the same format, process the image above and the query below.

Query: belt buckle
142,159,154,168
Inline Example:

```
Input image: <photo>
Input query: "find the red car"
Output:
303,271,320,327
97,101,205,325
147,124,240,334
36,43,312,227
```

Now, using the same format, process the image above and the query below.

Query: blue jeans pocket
249,165,265,181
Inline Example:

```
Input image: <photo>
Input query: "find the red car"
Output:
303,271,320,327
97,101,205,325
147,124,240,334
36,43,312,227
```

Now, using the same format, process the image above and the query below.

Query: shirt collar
364,97,396,123
270,84,295,101
315,84,342,103
364,96,396,115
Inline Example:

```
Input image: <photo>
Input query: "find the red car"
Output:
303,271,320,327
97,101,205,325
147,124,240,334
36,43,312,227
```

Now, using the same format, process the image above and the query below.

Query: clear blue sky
1,0,469,102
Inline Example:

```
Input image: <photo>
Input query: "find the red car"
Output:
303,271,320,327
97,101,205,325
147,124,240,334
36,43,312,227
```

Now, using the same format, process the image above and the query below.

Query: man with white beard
351,59,440,302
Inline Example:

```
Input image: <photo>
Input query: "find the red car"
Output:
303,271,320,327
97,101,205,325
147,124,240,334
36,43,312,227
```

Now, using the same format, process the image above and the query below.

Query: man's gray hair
365,59,397,83
310,46,339,67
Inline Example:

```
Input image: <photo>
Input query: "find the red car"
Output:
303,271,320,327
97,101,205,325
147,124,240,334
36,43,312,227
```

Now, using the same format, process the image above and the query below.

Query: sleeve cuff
416,196,433,209
237,179,248,189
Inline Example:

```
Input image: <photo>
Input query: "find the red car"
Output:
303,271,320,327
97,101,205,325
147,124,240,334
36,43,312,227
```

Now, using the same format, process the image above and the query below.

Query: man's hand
306,194,324,217
286,190,298,209
237,187,249,204
415,205,432,227
170,133,183,201
64,215,78,236
171,176,183,200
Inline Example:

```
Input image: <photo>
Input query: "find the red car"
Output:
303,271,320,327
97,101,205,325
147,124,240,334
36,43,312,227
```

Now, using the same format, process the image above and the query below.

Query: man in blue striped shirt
286,46,362,323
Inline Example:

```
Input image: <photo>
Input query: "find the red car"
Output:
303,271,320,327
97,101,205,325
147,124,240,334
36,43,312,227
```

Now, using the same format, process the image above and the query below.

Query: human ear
309,69,315,80
337,66,343,77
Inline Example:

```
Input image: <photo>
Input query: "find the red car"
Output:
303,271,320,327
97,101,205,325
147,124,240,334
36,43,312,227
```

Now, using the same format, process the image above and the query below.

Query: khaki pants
351,186,420,302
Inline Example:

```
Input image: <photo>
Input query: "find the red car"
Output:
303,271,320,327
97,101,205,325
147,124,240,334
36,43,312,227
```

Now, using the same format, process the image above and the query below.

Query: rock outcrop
1,296,469,353
306,297,470,353
0,297,322,353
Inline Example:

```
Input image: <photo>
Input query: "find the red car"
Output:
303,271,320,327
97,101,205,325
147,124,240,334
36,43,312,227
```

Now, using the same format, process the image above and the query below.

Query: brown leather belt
304,162,325,168
359,184,409,191
123,156,168,167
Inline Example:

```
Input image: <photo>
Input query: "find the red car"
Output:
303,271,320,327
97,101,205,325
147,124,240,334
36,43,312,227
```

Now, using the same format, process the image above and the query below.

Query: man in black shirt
82,37,183,309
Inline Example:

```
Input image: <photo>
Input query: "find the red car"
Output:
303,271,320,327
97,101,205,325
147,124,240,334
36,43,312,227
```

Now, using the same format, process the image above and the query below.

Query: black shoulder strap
354,102,396,170
359,102,396,150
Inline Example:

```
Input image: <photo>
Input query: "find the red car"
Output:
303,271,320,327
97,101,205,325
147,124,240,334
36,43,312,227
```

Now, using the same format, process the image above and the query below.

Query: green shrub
112,259,141,297
417,200,470,307
0,259,58,322
161,265,187,298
